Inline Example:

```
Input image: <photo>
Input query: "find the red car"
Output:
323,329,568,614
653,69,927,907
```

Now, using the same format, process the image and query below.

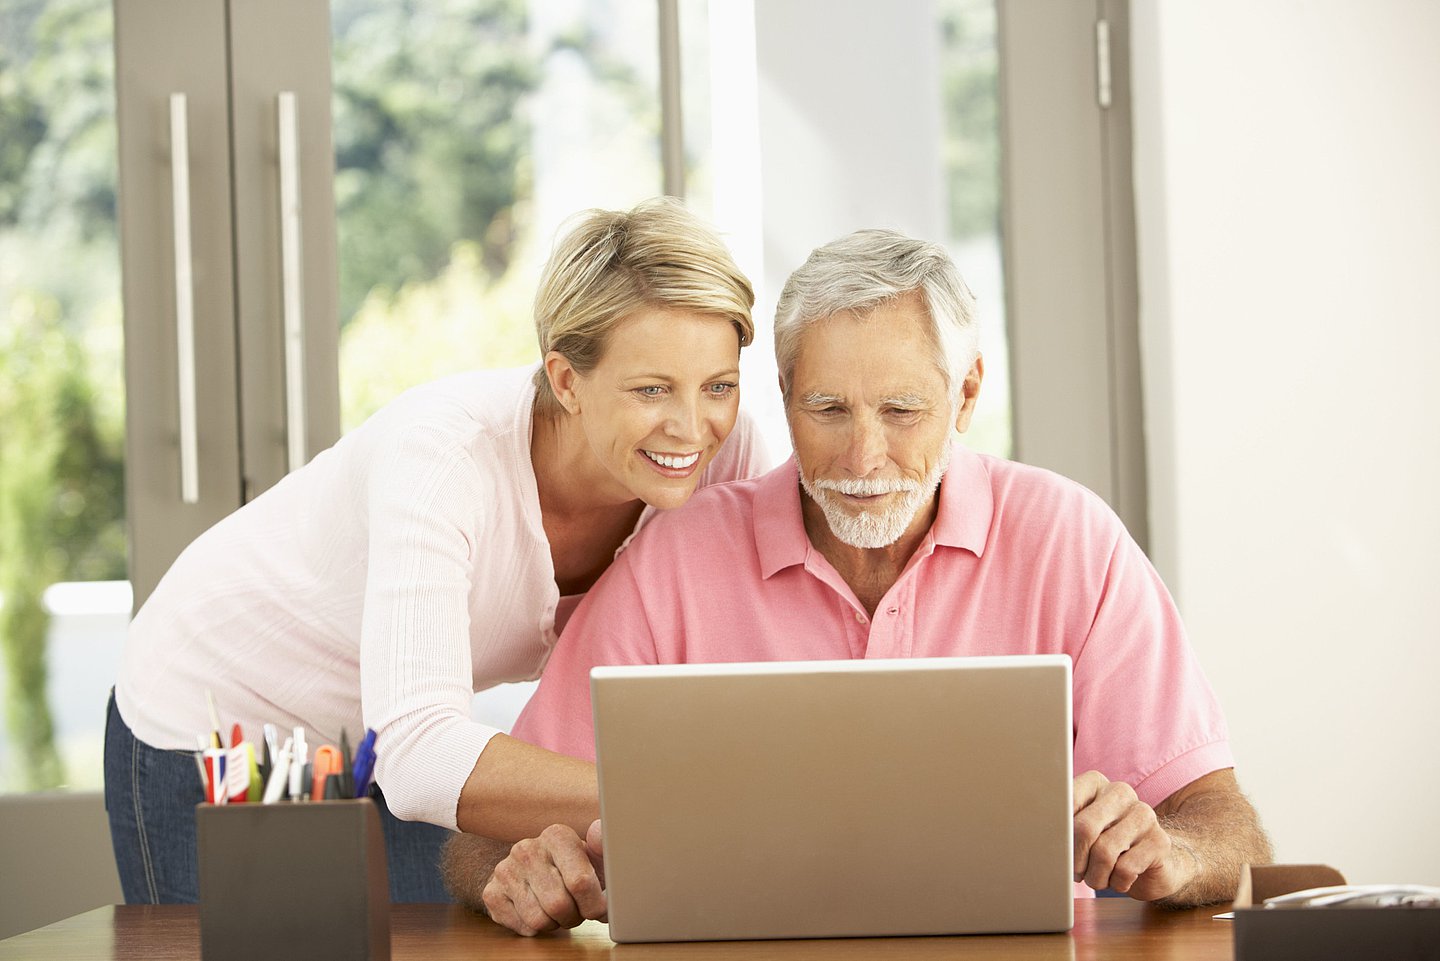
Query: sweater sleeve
359,425,499,828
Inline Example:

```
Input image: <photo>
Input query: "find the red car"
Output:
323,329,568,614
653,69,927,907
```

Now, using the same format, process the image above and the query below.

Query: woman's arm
455,734,597,840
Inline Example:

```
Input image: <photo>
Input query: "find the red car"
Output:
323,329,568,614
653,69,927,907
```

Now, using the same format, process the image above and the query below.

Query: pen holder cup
197,799,390,961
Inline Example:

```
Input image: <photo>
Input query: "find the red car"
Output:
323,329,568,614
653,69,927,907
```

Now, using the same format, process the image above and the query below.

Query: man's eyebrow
883,393,928,407
800,391,845,407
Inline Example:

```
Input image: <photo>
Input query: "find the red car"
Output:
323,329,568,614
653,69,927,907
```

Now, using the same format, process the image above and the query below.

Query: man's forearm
441,832,514,912
1157,789,1274,907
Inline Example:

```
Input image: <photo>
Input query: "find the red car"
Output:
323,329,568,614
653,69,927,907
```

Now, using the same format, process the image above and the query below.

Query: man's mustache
810,477,920,496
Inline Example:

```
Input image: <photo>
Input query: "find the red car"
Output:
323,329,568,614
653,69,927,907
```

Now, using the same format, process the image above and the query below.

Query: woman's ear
544,351,582,414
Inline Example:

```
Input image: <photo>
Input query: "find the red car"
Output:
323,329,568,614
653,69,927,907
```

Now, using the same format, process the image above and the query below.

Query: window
0,0,125,792
1,0,1131,794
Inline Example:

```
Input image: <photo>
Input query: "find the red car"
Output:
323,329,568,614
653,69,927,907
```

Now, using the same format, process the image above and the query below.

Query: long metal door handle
277,91,307,472
170,93,199,504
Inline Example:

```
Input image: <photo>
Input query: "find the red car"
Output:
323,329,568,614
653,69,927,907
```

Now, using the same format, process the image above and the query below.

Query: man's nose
840,416,888,476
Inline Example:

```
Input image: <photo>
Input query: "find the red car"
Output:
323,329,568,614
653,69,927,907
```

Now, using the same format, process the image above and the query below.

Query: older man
443,229,1272,934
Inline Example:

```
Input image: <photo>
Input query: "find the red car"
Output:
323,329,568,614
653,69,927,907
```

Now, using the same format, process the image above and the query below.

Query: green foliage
331,0,539,325
0,294,123,790
1,0,123,790
1,0,116,244
340,240,538,429
939,0,1000,241
0,51,46,228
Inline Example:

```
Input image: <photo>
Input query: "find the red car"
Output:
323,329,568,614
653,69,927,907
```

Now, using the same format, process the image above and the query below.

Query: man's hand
1072,770,1197,901
1073,767,1273,907
481,819,607,936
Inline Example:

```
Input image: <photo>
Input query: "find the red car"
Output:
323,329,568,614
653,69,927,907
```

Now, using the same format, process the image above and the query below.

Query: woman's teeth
644,450,700,469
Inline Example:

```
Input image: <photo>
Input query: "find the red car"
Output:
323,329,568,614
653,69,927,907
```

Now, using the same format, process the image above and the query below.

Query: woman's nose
664,397,704,443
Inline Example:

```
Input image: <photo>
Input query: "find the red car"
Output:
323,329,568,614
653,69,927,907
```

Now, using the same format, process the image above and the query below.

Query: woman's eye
706,382,737,397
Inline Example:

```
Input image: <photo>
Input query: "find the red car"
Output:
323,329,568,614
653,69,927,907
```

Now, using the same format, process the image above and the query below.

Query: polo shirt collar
753,459,812,579
931,441,993,557
753,441,993,579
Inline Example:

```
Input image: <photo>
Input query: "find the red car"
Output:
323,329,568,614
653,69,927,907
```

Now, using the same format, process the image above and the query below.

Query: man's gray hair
773,228,979,405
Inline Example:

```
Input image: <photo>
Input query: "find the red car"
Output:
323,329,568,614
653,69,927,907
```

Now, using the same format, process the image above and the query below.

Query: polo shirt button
886,607,898,615
854,611,867,623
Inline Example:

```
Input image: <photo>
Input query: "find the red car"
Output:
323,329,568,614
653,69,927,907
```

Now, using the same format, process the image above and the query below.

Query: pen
352,728,378,798
337,727,356,799
194,734,211,793
204,689,223,749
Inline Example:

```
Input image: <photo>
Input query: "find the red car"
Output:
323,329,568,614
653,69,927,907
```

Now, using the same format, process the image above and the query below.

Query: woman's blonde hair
531,197,755,415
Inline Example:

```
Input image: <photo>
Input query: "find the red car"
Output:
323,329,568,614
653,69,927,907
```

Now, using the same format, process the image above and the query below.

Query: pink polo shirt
514,442,1233,817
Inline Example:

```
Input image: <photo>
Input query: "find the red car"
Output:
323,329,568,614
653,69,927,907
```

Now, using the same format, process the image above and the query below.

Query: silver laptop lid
592,655,1075,942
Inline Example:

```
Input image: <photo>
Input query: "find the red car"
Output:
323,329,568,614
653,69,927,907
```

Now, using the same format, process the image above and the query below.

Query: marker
311,745,343,802
289,727,308,800
262,737,294,804
246,742,263,801
203,748,228,804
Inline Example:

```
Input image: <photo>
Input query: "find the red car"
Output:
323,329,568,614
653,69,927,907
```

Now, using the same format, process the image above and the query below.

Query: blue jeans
103,690,456,903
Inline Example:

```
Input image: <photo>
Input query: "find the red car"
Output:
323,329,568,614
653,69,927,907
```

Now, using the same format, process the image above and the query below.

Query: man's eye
635,385,665,398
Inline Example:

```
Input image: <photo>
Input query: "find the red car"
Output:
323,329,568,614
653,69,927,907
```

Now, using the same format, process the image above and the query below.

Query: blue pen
352,728,378,798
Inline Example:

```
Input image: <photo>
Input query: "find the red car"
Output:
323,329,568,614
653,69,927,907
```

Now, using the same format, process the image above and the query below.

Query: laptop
591,655,1075,943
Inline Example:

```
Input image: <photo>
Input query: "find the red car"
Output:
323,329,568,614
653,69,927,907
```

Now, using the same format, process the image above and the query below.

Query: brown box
1233,864,1440,961
197,799,390,961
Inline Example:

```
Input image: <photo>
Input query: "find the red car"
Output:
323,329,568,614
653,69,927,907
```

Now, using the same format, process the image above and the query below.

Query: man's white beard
800,443,950,549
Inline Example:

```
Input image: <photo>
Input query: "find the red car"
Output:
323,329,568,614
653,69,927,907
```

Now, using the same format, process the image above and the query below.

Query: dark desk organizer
1232,863,1440,961
197,799,390,961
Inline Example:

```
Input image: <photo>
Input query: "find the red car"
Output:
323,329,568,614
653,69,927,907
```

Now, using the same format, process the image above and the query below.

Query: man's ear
953,354,985,433
544,351,581,414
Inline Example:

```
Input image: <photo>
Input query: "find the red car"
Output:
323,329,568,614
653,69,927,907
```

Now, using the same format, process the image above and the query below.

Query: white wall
1131,1,1440,884
746,0,947,456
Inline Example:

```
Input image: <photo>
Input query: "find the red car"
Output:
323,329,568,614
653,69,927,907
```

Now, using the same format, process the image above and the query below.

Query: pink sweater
116,365,767,828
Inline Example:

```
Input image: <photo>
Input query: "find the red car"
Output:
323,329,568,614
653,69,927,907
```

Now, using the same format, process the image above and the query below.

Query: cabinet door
229,0,341,499
114,0,242,607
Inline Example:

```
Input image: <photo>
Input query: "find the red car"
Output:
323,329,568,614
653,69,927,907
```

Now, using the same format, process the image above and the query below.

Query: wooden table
0,899,1235,960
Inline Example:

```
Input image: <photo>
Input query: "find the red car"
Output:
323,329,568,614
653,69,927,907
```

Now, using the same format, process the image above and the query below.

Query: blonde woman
105,198,766,903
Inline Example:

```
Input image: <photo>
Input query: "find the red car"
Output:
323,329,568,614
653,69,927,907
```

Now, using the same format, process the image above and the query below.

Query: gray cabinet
114,0,340,608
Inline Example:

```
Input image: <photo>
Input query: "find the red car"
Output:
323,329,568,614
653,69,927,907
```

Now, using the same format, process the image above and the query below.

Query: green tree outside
0,295,124,790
